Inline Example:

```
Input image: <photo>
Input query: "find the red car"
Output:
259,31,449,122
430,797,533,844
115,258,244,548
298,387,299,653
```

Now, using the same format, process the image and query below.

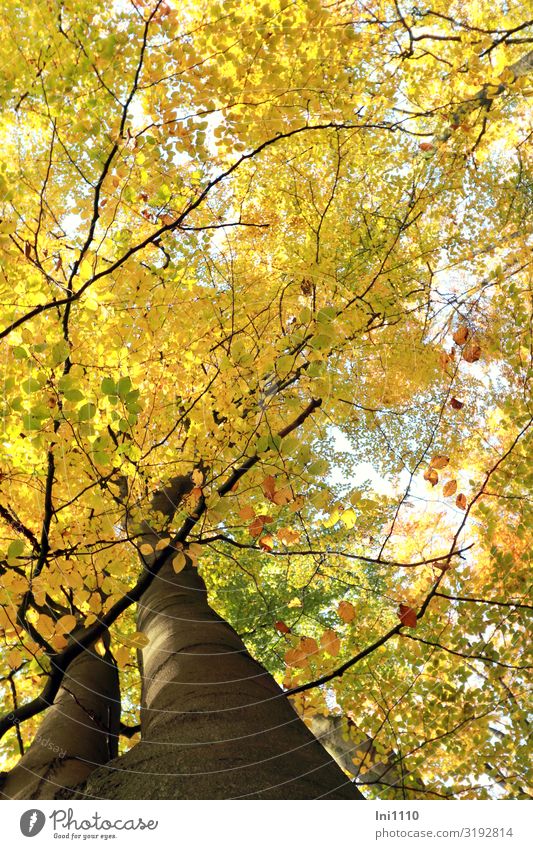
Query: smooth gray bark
1,640,120,799
74,560,362,799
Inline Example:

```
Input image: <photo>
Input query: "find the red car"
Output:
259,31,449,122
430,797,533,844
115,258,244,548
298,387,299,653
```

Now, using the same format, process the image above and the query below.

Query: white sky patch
329,425,404,496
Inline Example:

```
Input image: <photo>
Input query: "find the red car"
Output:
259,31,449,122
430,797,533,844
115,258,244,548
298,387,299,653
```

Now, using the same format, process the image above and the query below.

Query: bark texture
73,560,362,799
1,641,120,799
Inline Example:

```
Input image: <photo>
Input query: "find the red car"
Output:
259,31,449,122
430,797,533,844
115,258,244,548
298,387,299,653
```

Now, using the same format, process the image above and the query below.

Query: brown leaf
239,505,255,521
398,603,417,628
439,351,451,371
462,341,481,363
456,493,467,510
338,600,356,623
443,479,457,497
450,397,464,410
272,486,292,506
274,620,290,634
262,474,276,501
452,325,469,346
249,517,264,538
423,468,439,486
429,455,450,470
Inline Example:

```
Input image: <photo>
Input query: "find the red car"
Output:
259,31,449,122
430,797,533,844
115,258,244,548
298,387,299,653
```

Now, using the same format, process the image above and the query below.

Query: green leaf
116,376,132,397
256,435,270,453
63,389,84,402
7,540,24,559
21,377,41,394
101,377,117,395
78,402,97,421
51,340,70,365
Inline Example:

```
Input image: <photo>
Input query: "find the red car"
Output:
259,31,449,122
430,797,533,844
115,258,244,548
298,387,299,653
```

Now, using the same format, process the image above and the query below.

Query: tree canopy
0,0,531,800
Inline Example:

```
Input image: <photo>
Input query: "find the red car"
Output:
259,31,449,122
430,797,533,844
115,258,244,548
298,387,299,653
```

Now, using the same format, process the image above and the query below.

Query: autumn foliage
0,0,531,800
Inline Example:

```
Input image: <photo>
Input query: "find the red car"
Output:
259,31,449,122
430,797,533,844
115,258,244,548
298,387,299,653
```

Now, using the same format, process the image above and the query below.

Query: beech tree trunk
67,559,362,800
1,640,120,799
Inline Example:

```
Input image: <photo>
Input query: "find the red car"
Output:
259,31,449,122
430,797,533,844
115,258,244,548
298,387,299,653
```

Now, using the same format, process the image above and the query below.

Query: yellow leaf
192,468,204,485
321,629,341,656
115,646,130,669
341,507,357,529
7,648,23,669
117,631,150,649
57,614,77,633
37,613,55,638
172,551,187,573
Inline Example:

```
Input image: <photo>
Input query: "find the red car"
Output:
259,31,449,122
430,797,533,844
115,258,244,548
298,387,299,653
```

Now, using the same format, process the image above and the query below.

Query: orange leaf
419,142,433,151
429,455,449,470
338,600,356,623
462,341,481,363
398,604,417,628
423,468,439,486
277,526,301,545
456,493,467,510
452,325,469,345
284,647,308,668
259,533,274,551
300,636,319,656
443,479,457,497
274,620,290,634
